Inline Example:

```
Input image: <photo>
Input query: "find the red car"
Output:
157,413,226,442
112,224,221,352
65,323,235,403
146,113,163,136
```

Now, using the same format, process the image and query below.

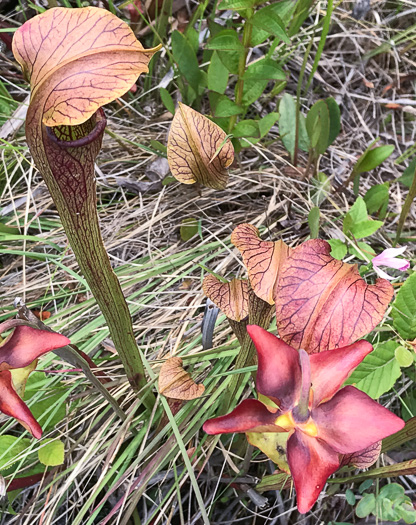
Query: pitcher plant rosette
204,326,405,513
0,320,70,438
202,223,405,513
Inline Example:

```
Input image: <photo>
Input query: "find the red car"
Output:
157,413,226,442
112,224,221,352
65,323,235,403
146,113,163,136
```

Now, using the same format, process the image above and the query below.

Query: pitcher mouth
45,108,106,149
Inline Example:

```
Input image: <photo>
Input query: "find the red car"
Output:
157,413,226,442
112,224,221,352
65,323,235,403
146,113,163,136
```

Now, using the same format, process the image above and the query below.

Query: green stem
26,105,155,410
395,162,416,245
228,13,253,133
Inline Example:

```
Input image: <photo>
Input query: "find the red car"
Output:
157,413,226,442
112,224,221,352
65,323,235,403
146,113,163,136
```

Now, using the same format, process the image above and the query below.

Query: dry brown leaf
158,357,205,400
202,275,249,321
167,102,234,189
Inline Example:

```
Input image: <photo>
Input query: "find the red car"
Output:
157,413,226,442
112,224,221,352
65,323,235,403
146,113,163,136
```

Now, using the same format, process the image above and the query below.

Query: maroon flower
203,325,404,513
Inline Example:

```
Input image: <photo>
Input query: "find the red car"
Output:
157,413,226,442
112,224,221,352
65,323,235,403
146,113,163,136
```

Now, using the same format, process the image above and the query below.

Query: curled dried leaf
167,102,234,189
203,275,249,322
159,357,205,400
231,224,292,305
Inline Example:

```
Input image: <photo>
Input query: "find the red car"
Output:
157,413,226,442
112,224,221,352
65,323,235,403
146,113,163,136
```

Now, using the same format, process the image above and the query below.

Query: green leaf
279,94,309,158
210,93,242,117
398,158,416,188
308,207,320,239
354,145,395,174
347,196,368,223
349,219,383,239
258,112,279,138
171,30,203,92
250,1,294,46
306,100,330,155
218,0,256,9
0,436,32,471
233,120,259,139
364,183,390,216
359,479,374,493
242,78,268,106
348,241,375,261
395,346,414,368
325,97,341,147
38,439,64,467
392,273,416,340
328,239,347,260
345,488,356,506
251,7,290,43
356,493,376,518
208,52,229,94
345,341,402,399
206,29,244,51
245,58,286,80
180,218,199,241
159,88,175,115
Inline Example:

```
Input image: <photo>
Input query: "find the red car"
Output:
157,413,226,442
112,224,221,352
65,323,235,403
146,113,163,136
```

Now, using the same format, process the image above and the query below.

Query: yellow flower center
275,411,318,438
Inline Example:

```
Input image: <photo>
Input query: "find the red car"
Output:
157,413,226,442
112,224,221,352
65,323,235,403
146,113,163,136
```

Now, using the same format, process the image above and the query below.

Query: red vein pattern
274,239,394,353
231,224,292,305
167,102,234,190
13,6,159,127
158,357,205,400
203,275,249,322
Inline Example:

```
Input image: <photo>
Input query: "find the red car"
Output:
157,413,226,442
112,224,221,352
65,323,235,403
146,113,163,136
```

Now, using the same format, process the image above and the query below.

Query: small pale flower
372,246,410,280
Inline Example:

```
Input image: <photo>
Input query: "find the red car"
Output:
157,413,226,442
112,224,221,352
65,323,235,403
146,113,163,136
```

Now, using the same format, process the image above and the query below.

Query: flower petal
286,430,340,514
313,385,405,454
310,340,373,405
372,246,407,263
0,326,70,368
0,370,42,439
203,399,280,435
247,325,301,410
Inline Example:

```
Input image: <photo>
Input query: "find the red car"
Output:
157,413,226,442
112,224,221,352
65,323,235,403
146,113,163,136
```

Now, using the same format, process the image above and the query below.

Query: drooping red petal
0,370,42,439
310,340,373,405
247,325,301,410
203,399,280,435
0,326,70,368
340,441,381,469
274,239,393,353
286,430,340,514
313,386,405,454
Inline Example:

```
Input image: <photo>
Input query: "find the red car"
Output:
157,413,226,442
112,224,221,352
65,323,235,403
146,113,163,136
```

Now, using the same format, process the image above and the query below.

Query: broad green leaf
325,97,341,146
354,144,395,174
218,0,256,9
159,87,175,115
171,30,203,92
349,219,383,239
347,196,368,223
233,120,259,139
250,1,294,46
306,100,330,154
345,489,356,506
258,112,279,138
279,93,309,158
0,436,32,471
180,218,199,241
364,183,389,216
38,439,64,466
356,493,376,518
348,241,375,261
245,58,286,80
345,341,401,399
206,29,244,51
395,346,414,368
208,52,229,94
328,239,347,260
251,7,290,43
210,93,242,117
242,78,268,106
308,207,320,238
398,158,416,188
392,273,416,340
